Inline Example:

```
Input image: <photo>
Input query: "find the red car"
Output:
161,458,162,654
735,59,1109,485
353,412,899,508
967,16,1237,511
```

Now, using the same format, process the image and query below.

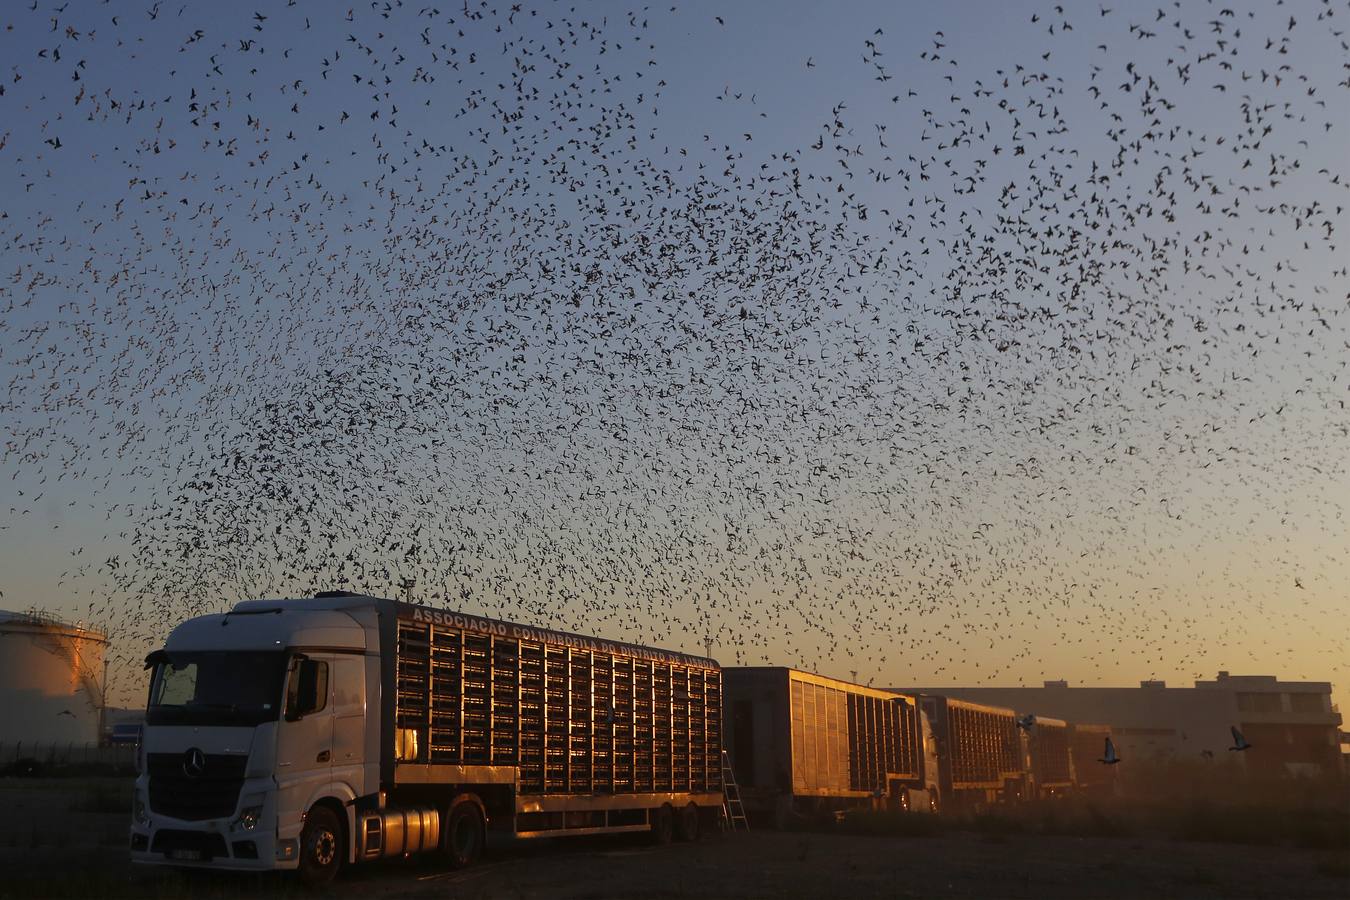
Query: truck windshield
147,651,288,726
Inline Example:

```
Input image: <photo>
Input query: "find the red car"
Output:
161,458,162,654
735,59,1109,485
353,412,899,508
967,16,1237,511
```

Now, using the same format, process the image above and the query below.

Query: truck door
330,655,366,795
276,655,336,825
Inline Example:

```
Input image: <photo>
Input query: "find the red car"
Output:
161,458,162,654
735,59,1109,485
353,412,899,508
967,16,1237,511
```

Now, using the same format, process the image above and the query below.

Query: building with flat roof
889,672,1342,780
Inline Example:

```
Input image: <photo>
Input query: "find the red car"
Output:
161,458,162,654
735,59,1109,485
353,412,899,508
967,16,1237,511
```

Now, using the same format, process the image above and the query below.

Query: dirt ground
1,779,1346,899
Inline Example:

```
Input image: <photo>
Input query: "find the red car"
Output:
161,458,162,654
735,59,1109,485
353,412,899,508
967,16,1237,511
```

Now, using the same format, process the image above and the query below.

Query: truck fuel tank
358,805,440,860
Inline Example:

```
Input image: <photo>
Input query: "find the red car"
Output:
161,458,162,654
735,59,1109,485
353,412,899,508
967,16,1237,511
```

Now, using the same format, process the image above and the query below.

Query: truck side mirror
285,658,329,721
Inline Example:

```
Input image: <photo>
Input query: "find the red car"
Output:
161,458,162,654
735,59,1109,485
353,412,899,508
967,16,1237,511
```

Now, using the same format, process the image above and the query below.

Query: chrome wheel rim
313,829,336,867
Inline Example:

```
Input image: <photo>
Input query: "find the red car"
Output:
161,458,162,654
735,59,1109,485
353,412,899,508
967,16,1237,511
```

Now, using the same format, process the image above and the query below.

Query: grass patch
1172,800,1349,850
949,799,1133,839
962,810,1022,835
1180,866,1220,886
1314,856,1350,879
0,871,299,900
72,780,132,814
834,809,941,838
942,794,1347,849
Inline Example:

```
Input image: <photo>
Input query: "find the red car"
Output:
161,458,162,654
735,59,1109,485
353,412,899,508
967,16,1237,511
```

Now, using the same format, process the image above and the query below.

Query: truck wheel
676,803,700,841
650,803,675,845
298,805,342,887
445,802,485,869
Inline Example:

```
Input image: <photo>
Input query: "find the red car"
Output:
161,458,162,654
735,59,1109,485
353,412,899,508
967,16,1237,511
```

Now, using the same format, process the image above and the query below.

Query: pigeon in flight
1015,713,1036,731
1228,726,1252,752
1097,736,1120,765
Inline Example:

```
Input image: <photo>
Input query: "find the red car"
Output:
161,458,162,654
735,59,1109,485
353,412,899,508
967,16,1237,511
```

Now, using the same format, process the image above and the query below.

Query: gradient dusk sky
1,1,1347,706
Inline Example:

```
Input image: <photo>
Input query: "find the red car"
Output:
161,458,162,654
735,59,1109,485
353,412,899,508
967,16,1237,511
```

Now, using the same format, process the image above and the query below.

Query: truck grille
147,752,247,820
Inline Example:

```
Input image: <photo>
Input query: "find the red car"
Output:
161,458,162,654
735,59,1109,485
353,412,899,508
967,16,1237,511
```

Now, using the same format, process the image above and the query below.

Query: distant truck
1020,716,1074,798
131,592,722,884
918,695,1025,810
1068,723,1118,796
723,668,937,824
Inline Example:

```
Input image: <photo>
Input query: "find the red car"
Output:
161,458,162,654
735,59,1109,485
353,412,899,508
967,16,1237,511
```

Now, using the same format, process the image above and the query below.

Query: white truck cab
132,595,382,881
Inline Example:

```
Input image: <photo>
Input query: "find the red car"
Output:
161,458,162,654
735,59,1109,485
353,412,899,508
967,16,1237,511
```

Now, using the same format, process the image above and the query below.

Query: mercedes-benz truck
131,592,723,884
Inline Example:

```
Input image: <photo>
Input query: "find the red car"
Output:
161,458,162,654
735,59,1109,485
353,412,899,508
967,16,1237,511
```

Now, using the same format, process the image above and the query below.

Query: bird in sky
0,0,1345,700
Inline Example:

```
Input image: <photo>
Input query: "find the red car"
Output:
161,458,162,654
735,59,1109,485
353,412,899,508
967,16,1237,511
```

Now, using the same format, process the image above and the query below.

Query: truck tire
649,803,675,845
445,801,485,868
298,805,342,887
676,803,700,841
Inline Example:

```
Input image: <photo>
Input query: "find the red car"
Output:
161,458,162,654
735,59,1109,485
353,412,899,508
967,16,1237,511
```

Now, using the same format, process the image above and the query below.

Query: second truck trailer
723,667,937,824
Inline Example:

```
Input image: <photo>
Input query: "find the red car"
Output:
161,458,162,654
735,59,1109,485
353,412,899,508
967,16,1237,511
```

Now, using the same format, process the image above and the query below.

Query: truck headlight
133,792,151,828
232,794,266,832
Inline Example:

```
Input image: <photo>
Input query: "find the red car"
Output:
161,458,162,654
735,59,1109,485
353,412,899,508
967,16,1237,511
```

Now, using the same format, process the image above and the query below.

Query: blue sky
1,1,1347,705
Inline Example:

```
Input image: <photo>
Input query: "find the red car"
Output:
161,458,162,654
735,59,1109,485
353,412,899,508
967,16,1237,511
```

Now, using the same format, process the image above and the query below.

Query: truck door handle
316,750,331,763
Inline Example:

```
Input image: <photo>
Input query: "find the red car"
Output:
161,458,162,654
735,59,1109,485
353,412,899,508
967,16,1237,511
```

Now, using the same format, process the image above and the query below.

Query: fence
0,741,136,774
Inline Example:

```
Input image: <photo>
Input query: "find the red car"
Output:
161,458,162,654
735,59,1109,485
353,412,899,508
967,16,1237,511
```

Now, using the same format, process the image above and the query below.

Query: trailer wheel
676,803,701,841
927,788,940,815
445,801,485,869
649,803,675,845
298,805,342,887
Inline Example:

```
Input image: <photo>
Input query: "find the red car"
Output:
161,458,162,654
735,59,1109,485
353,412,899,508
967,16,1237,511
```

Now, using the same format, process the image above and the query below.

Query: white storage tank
0,610,108,746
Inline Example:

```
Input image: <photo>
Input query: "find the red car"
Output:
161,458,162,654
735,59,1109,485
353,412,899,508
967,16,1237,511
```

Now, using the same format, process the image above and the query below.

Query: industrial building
888,673,1342,780
0,609,108,746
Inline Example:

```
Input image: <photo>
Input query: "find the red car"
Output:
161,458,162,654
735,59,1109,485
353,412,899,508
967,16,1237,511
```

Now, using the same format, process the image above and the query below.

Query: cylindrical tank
0,610,108,746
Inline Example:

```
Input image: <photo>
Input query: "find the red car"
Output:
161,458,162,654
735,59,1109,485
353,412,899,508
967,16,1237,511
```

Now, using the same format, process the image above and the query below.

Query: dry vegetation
0,775,1345,899
835,794,1348,852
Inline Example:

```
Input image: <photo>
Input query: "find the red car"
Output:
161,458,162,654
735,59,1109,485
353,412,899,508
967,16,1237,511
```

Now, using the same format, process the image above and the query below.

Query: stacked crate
1029,718,1073,790
394,617,721,796
945,700,1021,788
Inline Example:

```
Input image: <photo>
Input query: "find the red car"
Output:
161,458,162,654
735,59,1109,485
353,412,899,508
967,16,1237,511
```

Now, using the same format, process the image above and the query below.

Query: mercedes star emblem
182,747,207,777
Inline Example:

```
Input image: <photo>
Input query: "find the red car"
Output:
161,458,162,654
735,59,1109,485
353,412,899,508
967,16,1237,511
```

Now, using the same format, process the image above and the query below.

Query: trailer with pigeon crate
133,593,723,886
1068,723,1118,796
391,601,725,838
722,667,930,826
1020,716,1075,797
920,695,1026,810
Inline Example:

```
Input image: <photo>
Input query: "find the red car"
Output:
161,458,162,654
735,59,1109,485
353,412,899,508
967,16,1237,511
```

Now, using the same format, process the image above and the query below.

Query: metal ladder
720,749,750,832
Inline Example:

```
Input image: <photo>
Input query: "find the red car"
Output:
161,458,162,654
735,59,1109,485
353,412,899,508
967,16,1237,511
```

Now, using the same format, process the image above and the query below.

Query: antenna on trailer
400,577,416,604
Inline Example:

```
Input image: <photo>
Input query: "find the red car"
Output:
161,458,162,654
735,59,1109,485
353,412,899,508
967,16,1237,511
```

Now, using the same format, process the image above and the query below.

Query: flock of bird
0,1,1347,703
